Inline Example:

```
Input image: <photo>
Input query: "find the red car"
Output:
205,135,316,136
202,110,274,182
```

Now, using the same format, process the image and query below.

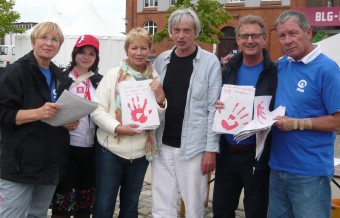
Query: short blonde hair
124,27,153,53
30,22,64,45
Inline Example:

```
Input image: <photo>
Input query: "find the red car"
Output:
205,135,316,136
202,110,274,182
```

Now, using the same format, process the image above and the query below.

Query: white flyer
118,79,159,130
42,90,98,126
213,85,255,134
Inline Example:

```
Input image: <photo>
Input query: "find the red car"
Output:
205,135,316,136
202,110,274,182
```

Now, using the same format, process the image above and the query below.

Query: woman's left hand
150,80,165,105
63,120,80,131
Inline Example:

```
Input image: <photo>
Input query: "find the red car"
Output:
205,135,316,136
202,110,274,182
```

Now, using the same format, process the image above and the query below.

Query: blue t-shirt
40,67,57,103
224,61,263,145
270,54,340,176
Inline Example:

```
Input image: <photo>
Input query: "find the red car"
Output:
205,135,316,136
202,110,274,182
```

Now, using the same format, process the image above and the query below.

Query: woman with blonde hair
0,22,78,218
91,27,166,218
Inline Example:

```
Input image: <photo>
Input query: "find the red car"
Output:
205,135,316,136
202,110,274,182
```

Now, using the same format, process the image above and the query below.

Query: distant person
91,27,166,218
268,10,340,218
212,15,277,218
0,22,79,218
152,8,222,218
51,34,102,218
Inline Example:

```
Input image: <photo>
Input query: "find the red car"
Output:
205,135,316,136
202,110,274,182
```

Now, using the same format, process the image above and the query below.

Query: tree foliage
312,30,328,43
0,0,25,38
153,0,231,44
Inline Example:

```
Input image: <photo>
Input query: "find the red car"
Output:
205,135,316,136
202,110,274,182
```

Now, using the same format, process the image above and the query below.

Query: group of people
0,7,339,218
214,10,340,218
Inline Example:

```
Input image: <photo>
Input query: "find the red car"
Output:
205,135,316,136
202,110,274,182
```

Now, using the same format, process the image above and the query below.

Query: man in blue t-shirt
268,10,340,218
212,15,277,218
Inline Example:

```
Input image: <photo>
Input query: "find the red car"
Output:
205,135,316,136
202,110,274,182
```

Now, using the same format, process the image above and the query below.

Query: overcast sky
13,0,126,34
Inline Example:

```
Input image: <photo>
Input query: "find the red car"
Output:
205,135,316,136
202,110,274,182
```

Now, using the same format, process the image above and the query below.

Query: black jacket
220,48,277,170
0,50,74,184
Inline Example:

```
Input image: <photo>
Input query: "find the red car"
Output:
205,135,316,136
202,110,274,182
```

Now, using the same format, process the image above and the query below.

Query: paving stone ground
48,135,340,218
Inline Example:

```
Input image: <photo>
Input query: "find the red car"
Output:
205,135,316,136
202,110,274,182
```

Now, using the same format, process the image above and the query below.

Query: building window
144,21,157,35
230,0,245,2
0,47,8,55
170,0,177,6
145,0,158,7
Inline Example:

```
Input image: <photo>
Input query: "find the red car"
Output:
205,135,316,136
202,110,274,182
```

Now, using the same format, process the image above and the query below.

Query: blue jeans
93,145,149,218
268,169,332,218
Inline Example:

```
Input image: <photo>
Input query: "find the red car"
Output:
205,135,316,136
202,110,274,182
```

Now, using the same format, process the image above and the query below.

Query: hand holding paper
119,80,160,130
212,85,286,161
212,85,255,134
42,90,98,126
233,96,286,160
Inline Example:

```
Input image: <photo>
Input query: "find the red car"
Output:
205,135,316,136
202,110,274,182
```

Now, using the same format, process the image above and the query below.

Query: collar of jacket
162,44,202,62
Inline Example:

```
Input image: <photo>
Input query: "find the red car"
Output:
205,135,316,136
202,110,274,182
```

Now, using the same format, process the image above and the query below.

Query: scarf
114,59,157,161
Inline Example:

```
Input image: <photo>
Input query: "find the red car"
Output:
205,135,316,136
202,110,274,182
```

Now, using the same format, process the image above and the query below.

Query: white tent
15,1,126,75
63,1,113,36
317,33,340,67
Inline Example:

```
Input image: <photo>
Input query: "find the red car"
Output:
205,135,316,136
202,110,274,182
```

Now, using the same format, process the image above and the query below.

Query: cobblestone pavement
125,135,340,218
113,182,245,218
48,136,340,218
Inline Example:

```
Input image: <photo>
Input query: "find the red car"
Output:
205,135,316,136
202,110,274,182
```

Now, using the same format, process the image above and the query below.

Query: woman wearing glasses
0,22,78,218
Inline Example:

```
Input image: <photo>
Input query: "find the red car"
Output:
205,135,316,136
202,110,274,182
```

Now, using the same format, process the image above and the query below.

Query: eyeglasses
238,33,263,40
37,36,60,44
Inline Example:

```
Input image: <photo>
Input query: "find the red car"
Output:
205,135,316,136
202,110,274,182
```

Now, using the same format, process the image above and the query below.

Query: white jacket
91,62,166,159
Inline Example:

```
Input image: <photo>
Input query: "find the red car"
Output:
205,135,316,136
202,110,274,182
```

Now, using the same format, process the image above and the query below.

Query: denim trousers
212,146,269,218
268,169,332,218
93,145,149,218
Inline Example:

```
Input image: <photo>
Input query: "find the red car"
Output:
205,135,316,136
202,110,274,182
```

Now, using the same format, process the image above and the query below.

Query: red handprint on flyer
213,85,255,134
221,103,250,131
233,96,285,160
119,80,160,129
256,100,267,124
127,96,152,123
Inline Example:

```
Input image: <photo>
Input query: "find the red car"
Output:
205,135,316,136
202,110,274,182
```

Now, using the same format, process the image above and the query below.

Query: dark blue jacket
0,50,73,184
220,48,277,170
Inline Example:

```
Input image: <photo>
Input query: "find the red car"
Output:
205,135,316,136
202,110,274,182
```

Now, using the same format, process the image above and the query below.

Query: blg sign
295,7,340,26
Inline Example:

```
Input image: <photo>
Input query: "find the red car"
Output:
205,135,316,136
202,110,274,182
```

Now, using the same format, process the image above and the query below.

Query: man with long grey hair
152,8,221,218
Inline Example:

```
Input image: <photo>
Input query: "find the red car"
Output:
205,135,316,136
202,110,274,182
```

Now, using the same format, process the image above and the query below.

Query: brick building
126,0,340,61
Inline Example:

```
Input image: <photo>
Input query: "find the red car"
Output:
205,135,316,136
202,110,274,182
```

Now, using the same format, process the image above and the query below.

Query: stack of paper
212,85,286,160
233,96,286,160
119,79,160,130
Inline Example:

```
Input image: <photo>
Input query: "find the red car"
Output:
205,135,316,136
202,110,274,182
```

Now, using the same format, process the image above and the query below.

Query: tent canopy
317,33,340,67
63,1,113,36
15,1,126,75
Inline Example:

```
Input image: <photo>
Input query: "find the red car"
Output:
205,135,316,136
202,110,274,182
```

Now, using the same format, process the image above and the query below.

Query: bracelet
157,100,165,106
156,98,165,106
157,99,165,107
